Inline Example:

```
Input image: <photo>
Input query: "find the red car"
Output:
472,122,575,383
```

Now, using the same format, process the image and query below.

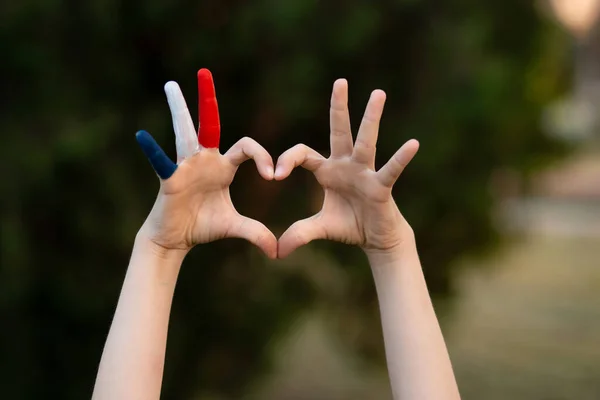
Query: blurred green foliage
0,0,568,398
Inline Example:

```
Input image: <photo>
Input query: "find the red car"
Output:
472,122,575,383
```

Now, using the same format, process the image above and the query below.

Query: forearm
366,238,460,400
92,232,187,400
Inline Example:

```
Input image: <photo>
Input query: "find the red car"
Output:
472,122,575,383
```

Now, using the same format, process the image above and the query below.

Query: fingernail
274,166,283,179
266,166,274,180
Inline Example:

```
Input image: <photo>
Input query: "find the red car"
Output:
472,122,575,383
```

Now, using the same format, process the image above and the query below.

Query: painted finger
224,137,274,180
277,215,325,259
352,90,386,168
164,81,199,160
135,130,177,180
330,79,353,158
377,139,420,187
274,144,325,180
228,215,278,259
197,68,220,149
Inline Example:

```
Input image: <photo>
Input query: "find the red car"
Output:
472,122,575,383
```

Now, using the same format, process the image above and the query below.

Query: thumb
227,215,278,259
277,215,325,259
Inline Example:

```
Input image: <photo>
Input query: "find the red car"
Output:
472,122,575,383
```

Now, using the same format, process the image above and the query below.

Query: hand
136,69,277,258
275,79,419,258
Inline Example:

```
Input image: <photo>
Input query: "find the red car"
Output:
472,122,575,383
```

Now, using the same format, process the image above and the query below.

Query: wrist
134,230,189,265
130,232,187,286
364,237,420,269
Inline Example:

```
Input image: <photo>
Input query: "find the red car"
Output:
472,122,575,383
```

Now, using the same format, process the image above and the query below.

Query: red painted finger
197,68,220,148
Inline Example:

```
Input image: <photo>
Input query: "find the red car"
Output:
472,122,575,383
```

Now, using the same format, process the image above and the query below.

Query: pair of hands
137,69,419,260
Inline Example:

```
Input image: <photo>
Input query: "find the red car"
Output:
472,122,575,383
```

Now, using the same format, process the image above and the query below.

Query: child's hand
136,70,277,258
275,79,419,258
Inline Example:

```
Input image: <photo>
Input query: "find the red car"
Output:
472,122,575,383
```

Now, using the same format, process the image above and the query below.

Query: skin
139,140,277,256
275,81,417,257
274,79,461,399
92,79,460,400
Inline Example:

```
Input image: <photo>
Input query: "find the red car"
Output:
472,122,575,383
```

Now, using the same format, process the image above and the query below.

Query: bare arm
92,237,185,400
367,244,460,399
275,78,460,399
92,70,277,400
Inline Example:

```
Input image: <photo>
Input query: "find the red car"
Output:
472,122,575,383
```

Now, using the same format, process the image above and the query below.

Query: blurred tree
0,0,568,398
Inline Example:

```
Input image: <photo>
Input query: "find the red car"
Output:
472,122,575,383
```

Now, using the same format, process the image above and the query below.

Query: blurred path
501,148,600,237
449,235,600,400
247,311,392,400
449,148,600,400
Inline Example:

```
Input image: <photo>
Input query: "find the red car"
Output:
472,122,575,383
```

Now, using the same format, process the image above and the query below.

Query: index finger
274,144,325,180
197,68,220,149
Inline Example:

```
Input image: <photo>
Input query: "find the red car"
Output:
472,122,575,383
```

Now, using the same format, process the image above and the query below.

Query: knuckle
293,143,308,151
392,154,407,169
330,103,347,112
284,144,308,159
362,113,379,124
239,136,254,146
355,137,375,150
331,128,348,137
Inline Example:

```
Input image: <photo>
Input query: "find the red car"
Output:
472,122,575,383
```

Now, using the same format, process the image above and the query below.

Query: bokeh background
2,0,600,399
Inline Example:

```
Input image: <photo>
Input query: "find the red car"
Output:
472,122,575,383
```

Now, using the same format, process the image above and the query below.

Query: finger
228,215,278,259
352,90,386,168
330,79,353,158
277,216,325,258
135,130,177,180
197,68,220,149
164,81,199,161
224,137,275,180
377,139,420,187
274,144,325,180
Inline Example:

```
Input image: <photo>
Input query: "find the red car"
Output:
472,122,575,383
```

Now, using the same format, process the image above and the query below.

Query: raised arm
274,79,460,399
366,240,460,400
92,70,277,400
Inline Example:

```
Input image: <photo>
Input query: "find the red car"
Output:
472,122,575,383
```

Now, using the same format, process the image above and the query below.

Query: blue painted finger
135,130,177,179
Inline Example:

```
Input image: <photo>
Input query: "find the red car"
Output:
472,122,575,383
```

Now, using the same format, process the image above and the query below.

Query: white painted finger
165,81,199,161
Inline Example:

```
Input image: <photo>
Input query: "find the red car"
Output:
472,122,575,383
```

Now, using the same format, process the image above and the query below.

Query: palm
187,166,258,247
318,165,390,244
155,152,232,244
276,79,419,258
141,138,277,258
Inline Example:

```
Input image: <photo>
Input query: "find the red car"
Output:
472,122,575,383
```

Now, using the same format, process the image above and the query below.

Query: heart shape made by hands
137,69,420,259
